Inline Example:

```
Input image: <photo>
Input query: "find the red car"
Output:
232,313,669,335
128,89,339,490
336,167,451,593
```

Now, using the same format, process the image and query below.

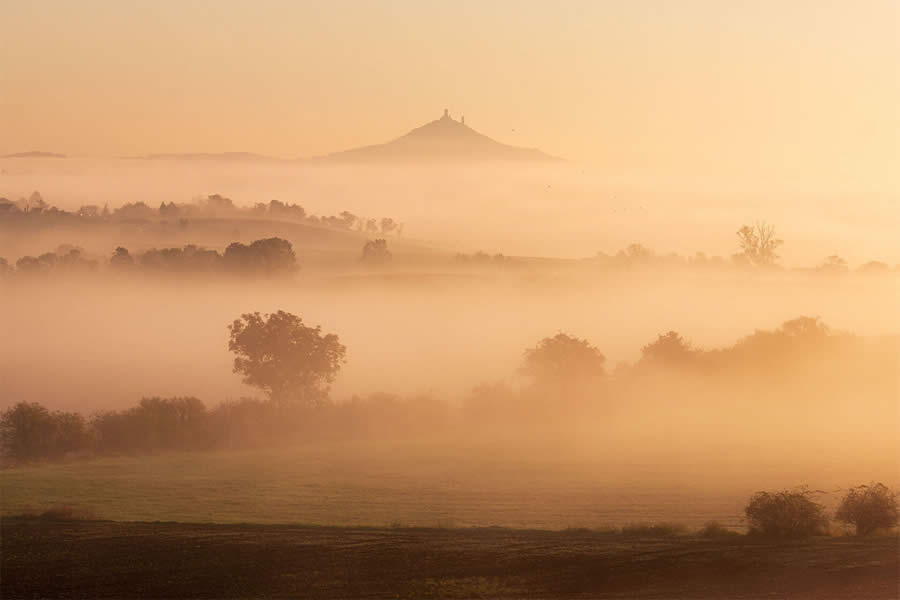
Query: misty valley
2,161,898,599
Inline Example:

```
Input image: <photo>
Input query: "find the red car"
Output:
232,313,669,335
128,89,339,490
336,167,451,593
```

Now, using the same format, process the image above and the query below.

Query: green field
0,440,814,530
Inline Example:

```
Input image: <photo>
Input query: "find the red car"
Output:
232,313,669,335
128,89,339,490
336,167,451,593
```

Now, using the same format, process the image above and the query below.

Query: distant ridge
313,110,559,163
8,112,559,164
135,152,284,162
2,151,66,159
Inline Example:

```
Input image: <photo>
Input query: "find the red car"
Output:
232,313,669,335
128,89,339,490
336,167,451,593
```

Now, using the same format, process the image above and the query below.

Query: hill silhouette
4,112,558,164
314,110,559,163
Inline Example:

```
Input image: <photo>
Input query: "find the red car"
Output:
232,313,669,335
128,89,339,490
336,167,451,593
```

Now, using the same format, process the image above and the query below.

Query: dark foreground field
2,517,898,599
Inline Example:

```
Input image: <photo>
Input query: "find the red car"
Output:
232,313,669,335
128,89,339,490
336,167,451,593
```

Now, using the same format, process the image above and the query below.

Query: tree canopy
228,311,346,406
736,222,783,267
521,333,606,385
640,331,696,366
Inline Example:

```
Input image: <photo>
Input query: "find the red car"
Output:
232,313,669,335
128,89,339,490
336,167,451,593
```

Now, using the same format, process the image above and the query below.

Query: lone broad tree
228,311,346,405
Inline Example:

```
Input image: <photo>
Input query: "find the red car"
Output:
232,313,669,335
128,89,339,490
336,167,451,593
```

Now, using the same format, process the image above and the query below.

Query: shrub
745,488,828,537
835,483,898,536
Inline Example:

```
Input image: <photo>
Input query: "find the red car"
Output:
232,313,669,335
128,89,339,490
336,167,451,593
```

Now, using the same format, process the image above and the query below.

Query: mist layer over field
2,271,898,498
3,268,898,408
2,160,898,529
2,158,898,265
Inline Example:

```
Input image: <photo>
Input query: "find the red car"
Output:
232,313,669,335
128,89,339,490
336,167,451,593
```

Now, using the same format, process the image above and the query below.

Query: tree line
0,192,404,236
1,398,895,537
456,222,893,272
594,222,893,272
2,313,893,461
2,237,298,276
1,235,398,277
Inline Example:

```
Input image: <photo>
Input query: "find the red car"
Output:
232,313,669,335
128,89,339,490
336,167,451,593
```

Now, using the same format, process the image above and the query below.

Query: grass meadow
0,439,800,530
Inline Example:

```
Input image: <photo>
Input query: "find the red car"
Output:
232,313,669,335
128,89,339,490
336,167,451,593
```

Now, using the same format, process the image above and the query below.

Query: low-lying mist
3,267,898,490
3,268,898,411
2,159,897,502
2,158,898,265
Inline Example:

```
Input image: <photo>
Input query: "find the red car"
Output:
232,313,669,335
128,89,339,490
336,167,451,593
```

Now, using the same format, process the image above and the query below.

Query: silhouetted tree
1,402,56,460
266,199,305,220
26,191,47,212
361,239,392,264
228,311,346,406
109,247,134,268
339,211,358,229
723,316,836,371
616,243,654,265
640,331,698,367
56,248,97,271
0,402,89,461
205,194,235,212
114,201,155,220
745,488,828,537
819,255,848,272
521,333,606,385
736,222,782,267
15,253,57,274
380,217,399,235
835,483,898,535
159,201,180,216
223,237,297,274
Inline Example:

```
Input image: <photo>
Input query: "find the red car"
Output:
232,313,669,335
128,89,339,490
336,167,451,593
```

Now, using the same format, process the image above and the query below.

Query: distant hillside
313,110,560,163
7,112,559,164
135,152,284,162
2,151,66,159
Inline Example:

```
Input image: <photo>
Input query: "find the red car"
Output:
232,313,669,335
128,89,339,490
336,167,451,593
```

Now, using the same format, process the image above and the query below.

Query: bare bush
744,488,828,537
835,483,898,536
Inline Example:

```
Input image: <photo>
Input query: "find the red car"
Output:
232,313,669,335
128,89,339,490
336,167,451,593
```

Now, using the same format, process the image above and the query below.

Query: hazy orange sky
2,1,897,186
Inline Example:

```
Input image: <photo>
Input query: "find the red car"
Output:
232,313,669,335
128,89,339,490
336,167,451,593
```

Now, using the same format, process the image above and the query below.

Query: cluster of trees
0,399,208,458
2,310,889,462
3,236,397,277
3,238,297,277
0,393,449,460
454,251,516,266
360,239,392,264
591,223,894,273
1,244,98,276
745,484,898,537
468,316,862,408
0,192,403,237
